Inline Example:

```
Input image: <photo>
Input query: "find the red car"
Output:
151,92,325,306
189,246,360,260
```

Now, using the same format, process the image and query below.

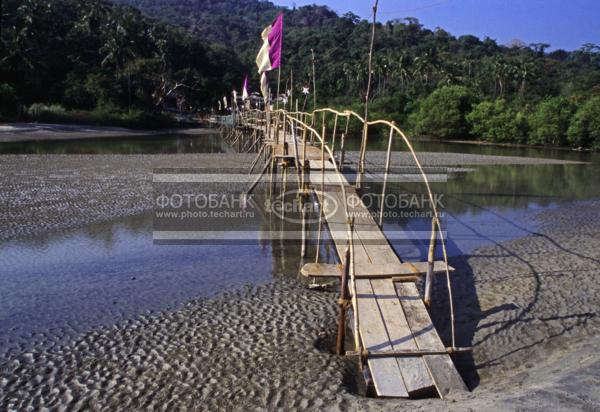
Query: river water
1,132,598,353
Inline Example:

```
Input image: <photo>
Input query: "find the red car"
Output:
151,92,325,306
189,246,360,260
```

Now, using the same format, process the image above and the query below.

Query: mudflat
1,152,598,410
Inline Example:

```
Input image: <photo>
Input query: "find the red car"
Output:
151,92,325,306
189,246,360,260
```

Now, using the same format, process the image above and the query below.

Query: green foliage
467,99,529,143
528,97,575,146
1,0,244,120
567,97,600,149
413,86,472,139
25,103,68,120
114,0,600,106
2,0,600,147
24,103,176,129
0,83,19,116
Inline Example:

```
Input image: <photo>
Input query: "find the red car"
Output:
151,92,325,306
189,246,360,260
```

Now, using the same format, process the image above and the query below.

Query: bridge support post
337,247,351,355
424,217,438,307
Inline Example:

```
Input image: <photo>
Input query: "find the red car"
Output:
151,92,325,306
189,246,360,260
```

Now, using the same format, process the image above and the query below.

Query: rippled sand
1,200,599,410
1,153,599,410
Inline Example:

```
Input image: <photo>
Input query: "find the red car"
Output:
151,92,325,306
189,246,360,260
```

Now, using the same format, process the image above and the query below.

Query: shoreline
415,136,597,153
0,123,215,143
0,151,584,243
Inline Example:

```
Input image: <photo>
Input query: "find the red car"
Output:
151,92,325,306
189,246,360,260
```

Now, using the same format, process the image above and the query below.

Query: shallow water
1,133,599,353
0,213,307,354
0,132,231,154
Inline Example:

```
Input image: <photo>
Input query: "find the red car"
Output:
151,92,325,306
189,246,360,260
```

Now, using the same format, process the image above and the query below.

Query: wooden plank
300,261,454,279
300,262,343,278
307,171,342,186
370,279,435,395
355,279,409,398
308,159,337,171
354,228,400,264
315,189,377,226
395,282,467,398
325,222,372,265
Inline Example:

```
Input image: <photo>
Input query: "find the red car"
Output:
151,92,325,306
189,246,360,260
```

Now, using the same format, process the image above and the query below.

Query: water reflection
2,134,599,354
0,214,274,353
380,160,600,260
0,133,231,154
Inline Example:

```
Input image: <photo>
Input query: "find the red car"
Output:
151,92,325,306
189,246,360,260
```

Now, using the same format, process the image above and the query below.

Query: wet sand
1,199,599,410
0,123,212,143
0,152,581,242
1,152,599,410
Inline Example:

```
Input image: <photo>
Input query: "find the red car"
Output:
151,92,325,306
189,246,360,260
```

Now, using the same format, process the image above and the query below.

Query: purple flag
268,14,283,70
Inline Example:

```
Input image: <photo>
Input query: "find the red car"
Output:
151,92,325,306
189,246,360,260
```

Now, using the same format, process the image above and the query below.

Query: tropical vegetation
1,0,600,146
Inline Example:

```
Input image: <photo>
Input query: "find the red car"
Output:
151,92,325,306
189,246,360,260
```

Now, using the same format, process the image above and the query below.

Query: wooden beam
300,261,454,279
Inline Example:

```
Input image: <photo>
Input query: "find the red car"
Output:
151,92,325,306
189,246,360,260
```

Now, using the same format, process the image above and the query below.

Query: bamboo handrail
238,106,458,350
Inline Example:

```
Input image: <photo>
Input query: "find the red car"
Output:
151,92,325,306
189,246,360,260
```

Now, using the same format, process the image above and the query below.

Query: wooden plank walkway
250,120,466,399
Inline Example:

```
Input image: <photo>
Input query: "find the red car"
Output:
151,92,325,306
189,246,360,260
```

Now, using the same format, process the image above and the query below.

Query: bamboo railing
233,106,458,352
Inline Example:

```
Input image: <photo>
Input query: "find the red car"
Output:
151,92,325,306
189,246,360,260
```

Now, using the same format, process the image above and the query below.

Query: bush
567,96,600,149
466,99,529,143
413,85,473,139
89,105,177,129
0,83,19,117
528,97,575,146
25,103,68,122
24,102,176,129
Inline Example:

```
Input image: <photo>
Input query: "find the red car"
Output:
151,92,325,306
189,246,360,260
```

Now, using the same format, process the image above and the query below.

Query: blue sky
273,0,599,51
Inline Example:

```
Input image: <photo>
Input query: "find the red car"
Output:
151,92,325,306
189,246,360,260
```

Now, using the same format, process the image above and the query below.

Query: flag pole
290,68,294,112
311,49,317,111
276,66,281,111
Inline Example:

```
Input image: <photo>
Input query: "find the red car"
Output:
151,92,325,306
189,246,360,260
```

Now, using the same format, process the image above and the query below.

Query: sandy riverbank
0,123,213,143
1,150,598,410
1,198,599,410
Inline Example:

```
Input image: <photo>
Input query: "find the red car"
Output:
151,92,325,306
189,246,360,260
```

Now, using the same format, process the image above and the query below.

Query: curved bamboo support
238,105,458,349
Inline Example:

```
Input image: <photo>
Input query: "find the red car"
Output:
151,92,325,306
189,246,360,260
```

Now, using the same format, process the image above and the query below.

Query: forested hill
114,0,600,148
0,0,244,126
2,0,599,146
113,0,600,101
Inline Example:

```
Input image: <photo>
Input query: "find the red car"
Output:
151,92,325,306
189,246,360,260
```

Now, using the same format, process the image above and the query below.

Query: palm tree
517,58,535,97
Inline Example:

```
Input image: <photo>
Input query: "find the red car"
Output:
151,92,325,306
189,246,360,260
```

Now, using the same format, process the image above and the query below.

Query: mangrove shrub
466,99,529,143
413,85,473,139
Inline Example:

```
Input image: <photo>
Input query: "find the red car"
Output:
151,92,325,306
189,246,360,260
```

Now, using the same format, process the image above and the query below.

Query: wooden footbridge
220,108,468,399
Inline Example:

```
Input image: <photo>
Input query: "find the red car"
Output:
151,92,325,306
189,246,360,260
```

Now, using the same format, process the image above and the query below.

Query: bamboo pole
424,217,438,307
290,68,294,112
336,247,351,355
311,49,317,111
331,114,339,157
276,66,282,111
358,0,379,188
301,126,308,189
339,115,350,171
300,191,307,257
281,160,287,222
378,124,394,227
315,112,327,262
339,133,346,171
246,156,272,195
347,218,361,353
